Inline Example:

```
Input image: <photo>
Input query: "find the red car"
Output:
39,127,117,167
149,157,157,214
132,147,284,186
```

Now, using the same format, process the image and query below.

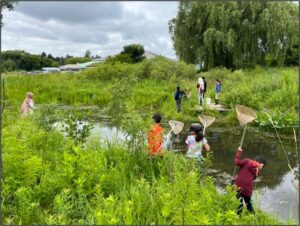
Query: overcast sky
2,1,179,59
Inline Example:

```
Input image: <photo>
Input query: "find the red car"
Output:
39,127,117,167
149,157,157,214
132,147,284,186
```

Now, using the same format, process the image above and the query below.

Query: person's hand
237,147,243,152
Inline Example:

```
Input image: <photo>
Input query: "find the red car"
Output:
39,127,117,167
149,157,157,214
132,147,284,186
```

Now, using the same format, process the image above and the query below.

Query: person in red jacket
234,147,266,215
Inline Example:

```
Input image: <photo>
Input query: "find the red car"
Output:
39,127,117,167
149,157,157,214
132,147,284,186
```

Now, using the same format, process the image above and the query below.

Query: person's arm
235,147,248,167
202,138,210,151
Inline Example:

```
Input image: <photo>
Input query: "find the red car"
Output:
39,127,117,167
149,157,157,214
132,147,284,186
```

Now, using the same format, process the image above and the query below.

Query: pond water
55,106,299,222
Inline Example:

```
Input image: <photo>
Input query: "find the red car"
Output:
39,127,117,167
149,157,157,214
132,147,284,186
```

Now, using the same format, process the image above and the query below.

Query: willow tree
169,1,298,70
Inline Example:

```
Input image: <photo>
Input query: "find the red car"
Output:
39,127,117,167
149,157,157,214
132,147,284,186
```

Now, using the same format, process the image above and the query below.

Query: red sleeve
249,161,259,178
235,149,248,167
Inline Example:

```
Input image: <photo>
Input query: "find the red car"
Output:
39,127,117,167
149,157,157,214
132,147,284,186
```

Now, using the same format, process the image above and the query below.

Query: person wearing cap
20,92,35,115
185,123,210,160
234,147,266,215
147,113,164,157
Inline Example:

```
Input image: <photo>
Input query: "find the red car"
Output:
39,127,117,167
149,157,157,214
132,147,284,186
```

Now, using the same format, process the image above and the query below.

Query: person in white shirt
20,92,35,115
197,77,205,106
186,123,210,160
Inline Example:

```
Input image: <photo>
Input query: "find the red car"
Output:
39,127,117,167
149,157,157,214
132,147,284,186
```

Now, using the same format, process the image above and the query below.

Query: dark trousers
176,99,181,113
236,192,255,215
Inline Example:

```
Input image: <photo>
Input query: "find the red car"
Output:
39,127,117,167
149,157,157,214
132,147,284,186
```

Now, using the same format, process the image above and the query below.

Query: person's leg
236,192,244,216
178,99,181,112
243,195,255,214
198,92,201,105
200,91,204,105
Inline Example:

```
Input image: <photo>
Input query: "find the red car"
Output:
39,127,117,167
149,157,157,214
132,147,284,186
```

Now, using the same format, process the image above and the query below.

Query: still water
56,106,299,222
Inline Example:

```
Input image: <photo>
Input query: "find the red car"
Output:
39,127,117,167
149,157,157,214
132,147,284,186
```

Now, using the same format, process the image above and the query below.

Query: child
147,114,164,157
215,79,221,104
186,123,210,160
174,86,184,113
20,92,35,115
234,147,266,215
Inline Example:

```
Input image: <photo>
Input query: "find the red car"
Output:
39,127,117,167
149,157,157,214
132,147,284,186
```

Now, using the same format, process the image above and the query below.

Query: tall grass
1,114,290,224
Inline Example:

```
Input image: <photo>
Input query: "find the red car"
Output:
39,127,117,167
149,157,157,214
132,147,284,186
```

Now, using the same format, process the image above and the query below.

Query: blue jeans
198,91,204,105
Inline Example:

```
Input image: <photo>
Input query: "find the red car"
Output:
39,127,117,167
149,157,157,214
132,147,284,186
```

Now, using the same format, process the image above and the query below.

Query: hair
202,77,205,80
26,92,34,98
177,86,180,91
216,79,221,84
152,113,162,123
195,133,204,142
255,155,267,166
189,123,202,133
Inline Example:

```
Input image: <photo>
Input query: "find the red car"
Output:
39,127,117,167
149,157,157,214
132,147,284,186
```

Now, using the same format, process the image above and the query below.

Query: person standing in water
234,147,266,215
215,79,221,104
20,92,35,115
147,114,164,158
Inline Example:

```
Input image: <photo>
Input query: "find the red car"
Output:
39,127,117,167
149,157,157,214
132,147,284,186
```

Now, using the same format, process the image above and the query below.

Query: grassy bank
2,115,288,224
2,57,298,224
4,58,298,132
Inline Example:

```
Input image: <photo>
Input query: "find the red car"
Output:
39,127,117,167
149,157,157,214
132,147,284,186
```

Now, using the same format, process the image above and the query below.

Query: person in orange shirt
147,113,164,158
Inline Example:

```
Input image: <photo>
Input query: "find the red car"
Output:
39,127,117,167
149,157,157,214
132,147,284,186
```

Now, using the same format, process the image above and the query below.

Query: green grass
1,115,290,224
4,59,298,132
1,58,298,224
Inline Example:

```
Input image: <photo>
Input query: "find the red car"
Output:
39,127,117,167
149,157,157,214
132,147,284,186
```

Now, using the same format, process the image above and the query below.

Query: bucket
206,98,211,105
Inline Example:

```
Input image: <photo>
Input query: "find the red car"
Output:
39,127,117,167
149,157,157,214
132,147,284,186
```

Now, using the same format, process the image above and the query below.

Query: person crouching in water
20,92,35,115
186,123,210,161
234,147,266,215
147,113,164,158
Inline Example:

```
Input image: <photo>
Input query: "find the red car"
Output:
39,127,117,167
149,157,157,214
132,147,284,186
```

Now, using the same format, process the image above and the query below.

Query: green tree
106,53,133,64
1,0,17,10
2,59,16,72
169,1,298,70
121,44,145,63
84,50,91,58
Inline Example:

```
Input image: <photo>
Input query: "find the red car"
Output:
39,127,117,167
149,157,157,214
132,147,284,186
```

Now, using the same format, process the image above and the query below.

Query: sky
2,1,179,59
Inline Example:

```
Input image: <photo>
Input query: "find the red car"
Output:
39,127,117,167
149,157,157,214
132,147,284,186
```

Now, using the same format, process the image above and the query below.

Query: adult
215,79,221,104
202,77,207,99
174,86,184,113
197,77,205,106
20,92,34,115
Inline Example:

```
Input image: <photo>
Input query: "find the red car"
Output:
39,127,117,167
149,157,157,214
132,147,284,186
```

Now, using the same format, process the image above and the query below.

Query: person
197,77,205,106
174,86,184,113
20,92,35,115
202,77,207,99
147,114,164,158
186,123,210,160
234,147,266,215
215,79,221,104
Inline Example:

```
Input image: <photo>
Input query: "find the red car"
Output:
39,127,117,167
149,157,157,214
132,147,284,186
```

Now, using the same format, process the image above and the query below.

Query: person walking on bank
234,147,266,215
197,77,205,106
215,79,221,104
174,86,184,113
202,77,207,99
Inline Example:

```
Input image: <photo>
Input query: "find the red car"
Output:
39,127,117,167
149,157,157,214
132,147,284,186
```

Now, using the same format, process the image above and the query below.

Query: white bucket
206,98,211,105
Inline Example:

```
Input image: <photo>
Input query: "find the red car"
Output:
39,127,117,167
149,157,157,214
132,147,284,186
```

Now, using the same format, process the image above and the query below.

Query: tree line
1,50,95,72
169,1,299,70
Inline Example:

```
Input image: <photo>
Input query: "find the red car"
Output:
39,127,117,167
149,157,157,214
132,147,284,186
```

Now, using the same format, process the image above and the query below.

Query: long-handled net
236,105,257,147
157,120,184,153
198,115,215,135
232,105,257,177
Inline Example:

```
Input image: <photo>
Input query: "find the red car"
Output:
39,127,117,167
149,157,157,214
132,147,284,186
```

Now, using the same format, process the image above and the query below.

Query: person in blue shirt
174,86,184,113
215,79,221,104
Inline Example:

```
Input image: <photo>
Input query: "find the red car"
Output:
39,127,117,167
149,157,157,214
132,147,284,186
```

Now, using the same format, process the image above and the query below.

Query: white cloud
2,1,178,59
